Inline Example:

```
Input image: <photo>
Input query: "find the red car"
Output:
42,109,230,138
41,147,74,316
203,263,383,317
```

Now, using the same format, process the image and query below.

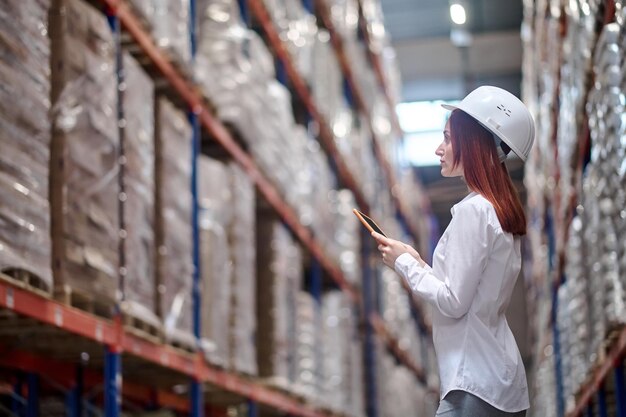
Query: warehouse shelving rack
527,0,626,416
1,0,433,416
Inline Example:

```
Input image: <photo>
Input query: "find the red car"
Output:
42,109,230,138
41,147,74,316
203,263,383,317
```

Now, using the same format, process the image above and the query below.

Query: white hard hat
442,86,535,162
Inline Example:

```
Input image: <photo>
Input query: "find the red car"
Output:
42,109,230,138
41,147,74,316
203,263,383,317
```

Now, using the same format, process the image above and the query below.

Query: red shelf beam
99,0,357,302
0,282,334,417
247,0,369,214
566,326,626,417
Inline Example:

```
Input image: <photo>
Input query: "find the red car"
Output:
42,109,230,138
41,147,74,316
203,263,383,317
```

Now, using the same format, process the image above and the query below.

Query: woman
373,86,534,416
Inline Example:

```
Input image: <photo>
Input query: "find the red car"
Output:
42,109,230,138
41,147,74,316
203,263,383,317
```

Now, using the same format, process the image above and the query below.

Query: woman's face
436,120,464,178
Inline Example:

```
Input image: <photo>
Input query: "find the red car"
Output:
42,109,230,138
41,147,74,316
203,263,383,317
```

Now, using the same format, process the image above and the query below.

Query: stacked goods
127,0,191,69
263,0,317,82
348,339,367,417
198,156,232,366
155,98,194,347
49,0,119,310
0,0,52,289
228,163,257,375
321,291,353,413
328,190,361,285
294,291,319,401
256,215,302,387
120,52,159,330
555,0,602,217
195,0,323,228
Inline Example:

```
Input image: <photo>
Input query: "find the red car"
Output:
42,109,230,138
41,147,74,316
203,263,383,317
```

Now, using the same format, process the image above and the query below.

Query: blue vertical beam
75,362,84,417
237,0,251,27
586,404,594,417
309,258,322,304
12,374,24,417
302,0,314,14
597,383,607,417
25,374,38,417
275,58,288,86
66,388,78,417
190,0,197,58
247,400,258,417
104,347,121,417
616,361,626,417
189,82,204,417
361,228,378,417
552,287,564,417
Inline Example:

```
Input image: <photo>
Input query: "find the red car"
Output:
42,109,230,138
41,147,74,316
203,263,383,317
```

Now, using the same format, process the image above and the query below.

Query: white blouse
394,192,529,412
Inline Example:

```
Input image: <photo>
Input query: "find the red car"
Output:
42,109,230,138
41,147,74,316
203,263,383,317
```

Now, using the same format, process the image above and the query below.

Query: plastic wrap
228,163,257,375
263,0,317,81
294,291,319,401
321,291,353,414
0,0,52,289
127,0,191,68
256,215,301,387
155,97,194,343
198,156,232,366
49,0,119,306
120,52,158,327
328,190,360,285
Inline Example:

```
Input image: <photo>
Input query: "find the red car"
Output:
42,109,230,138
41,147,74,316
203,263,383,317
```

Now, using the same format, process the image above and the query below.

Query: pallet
0,268,51,298
54,284,116,320
122,311,163,344
164,329,197,354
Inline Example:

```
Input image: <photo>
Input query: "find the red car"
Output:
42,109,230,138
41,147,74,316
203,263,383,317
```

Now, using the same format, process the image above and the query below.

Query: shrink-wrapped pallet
256,215,302,387
198,156,232,366
120,52,159,329
50,0,119,311
127,0,191,68
0,0,52,289
228,163,257,375
294,291,319,401
155,98,194,346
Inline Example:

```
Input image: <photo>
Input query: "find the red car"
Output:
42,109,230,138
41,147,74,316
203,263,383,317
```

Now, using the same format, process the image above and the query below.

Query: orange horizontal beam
0,282,117,345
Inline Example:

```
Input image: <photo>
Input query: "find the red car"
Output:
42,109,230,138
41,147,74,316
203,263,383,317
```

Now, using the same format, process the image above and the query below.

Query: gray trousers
435,391,527,417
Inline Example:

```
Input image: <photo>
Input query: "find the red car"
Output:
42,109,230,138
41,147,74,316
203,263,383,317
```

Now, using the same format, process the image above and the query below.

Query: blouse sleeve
394,203,492,319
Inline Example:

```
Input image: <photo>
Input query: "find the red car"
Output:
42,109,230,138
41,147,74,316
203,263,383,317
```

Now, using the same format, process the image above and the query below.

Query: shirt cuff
395,253,420,277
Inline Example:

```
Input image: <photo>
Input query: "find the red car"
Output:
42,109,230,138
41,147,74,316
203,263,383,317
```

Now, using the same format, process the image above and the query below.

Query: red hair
449,110,527,235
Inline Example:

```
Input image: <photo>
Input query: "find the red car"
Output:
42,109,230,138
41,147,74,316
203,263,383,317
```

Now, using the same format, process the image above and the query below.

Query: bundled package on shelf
321,291,353,413
328,190,361,285
348,338,366,417
198,156,233,366
155,97,194,348
228,163,257,375
584,21,626,353
325,0,359,42
0,0,52,290
311,30,345,123
256,215,302,388
294,291,320,401
558,215,592,407
120,52,160,333
49,0,119,311
263,0,317,82
555,0,602,218
127,0,191,70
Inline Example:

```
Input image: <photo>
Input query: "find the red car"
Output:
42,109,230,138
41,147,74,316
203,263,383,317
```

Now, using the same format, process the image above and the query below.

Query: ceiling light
450,3,467,25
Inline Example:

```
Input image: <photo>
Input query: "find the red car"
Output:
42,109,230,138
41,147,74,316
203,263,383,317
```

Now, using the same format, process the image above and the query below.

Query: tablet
352,208,387,237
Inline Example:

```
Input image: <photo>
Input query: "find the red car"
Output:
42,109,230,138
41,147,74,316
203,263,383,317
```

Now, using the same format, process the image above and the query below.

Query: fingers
371,231,389,245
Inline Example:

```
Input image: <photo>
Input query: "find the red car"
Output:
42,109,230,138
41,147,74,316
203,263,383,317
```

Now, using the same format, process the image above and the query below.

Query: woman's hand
372,232,425,269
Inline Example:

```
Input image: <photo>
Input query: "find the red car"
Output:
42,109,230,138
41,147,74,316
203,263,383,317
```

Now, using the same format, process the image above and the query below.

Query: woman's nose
435,143,443,156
